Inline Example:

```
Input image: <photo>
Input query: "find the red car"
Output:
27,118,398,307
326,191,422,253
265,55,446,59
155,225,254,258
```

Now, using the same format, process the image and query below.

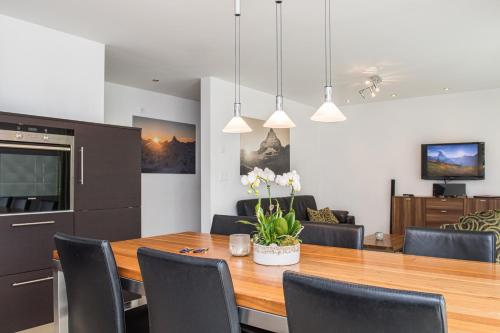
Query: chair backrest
236,195,317,221
137,247,240,333
10,197,27,211
301,222,364,249
403,227,496,263
283,271,447,333
210,214,257,236
54,233,126,333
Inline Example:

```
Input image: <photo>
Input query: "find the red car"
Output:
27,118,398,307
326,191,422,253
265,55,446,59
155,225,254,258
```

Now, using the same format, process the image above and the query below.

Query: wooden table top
364,233,405,252
101,232,499,333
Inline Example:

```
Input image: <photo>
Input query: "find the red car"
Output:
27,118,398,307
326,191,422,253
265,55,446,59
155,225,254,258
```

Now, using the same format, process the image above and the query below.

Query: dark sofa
236,195,355,225
211,214,364,250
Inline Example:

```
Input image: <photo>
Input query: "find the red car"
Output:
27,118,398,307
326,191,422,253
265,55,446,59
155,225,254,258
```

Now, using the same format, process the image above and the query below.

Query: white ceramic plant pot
253,243,300,266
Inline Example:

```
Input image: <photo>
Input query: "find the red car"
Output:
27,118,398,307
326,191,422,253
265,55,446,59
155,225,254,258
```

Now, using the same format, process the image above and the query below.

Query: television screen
421,142,485,180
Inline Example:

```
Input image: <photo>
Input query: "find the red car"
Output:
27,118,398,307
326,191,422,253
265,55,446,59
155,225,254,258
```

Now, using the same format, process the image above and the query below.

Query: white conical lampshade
263,110,296,128
264,95,296,128
311,102,346,122
311,86,346,122
223,116,252,133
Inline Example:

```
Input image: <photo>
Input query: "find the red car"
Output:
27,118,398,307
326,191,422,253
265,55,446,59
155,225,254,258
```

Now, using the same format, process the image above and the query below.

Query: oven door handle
80,146,84,185
0,143,71,151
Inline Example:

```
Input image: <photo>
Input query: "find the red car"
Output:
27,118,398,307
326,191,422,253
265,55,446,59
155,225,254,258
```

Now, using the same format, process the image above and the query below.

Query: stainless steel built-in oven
0,123,74,214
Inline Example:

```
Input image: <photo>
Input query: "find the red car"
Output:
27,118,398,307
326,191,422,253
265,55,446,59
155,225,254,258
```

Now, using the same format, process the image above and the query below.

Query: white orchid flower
247,171,257,183
253,167,264,176
293,180,301,192
276,175,287,186
263,168,276,182
241,175,250,186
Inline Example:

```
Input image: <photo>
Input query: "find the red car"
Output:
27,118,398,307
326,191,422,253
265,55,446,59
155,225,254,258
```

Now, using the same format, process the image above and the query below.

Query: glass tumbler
229,234,251,257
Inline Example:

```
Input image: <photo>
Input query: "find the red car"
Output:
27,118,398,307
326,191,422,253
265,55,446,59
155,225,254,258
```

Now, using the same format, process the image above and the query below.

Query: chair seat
125,304,149,333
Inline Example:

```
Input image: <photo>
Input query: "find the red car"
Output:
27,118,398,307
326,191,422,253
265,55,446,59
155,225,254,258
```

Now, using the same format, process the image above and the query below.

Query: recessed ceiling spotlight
152,79,160,83
391,93,398,97
345,99,350,104
443,87,449,91
365,80,371,85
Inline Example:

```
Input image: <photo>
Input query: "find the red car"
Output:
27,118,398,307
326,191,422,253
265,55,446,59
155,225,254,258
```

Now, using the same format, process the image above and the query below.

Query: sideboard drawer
425,209,462,226
0,212,73,276
426,198,464,211
0,269,53,332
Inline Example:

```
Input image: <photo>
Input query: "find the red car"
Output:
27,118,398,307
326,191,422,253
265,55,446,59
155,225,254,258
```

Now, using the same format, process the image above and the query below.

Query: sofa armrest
331,210,355,225
345,215,355,225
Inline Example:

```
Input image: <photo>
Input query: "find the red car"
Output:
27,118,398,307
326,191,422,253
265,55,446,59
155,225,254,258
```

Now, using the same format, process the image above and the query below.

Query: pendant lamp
223,0,252,133
310,0,346,122
264,0,295,129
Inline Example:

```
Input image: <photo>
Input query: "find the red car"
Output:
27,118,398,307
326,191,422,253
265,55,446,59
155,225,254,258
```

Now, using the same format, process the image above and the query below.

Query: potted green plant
240,167,303,266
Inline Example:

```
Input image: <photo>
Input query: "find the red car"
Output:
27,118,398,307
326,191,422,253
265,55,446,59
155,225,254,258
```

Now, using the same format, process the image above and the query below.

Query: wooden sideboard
391,196,500,235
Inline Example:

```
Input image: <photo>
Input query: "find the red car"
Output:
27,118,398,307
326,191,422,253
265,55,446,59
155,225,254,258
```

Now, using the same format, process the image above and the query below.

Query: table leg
239,307,288,333
53,260,68,333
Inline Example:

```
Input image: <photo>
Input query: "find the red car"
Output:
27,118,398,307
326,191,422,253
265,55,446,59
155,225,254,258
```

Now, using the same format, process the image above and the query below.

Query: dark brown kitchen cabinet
74,122,141,211
74,207,141,242
0,111,142,332
0,212,73,276
0,269,53,332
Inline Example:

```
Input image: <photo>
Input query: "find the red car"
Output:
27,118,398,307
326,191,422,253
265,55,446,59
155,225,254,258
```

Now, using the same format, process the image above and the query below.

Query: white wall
317,88,500,234
0,15,105,122
105,82,201,236
201,77,321,232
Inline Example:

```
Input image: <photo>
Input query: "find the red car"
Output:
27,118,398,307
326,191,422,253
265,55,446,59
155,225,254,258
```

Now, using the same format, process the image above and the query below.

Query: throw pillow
307,207,340,224
442,209,500,263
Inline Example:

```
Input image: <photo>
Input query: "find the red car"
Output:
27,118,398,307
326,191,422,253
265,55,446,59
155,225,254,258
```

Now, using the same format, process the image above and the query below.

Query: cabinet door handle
441,210,448,213
479,199,487,202
441,199,447,202
404,198,412,201
12,276,53,287
11,221,55,227
80,146,84,185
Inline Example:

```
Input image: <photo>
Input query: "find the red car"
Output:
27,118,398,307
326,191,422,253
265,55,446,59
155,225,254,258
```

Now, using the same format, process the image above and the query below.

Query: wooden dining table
53,232,500,333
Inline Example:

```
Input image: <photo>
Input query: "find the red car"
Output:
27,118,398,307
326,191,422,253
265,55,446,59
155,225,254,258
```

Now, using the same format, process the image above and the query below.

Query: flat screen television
421,142,485,180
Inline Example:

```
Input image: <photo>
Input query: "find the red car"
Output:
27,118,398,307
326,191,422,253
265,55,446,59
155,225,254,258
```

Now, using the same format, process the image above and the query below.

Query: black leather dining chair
54,233,149,333
300,223,364,249
283,271,447,333
403,227,496,263
137,247,269,333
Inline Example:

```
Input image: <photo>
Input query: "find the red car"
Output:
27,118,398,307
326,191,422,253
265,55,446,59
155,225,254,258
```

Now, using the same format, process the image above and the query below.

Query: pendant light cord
275,1,279,96
275,1,283,97
234,14,237,104
234,13,241,105
328,0,332,87
280,1,283,96
324,0,333,87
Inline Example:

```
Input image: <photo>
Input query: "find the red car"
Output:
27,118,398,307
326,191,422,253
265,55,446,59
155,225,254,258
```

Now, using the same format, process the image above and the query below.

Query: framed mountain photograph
133,116,196,174
240,117,290,175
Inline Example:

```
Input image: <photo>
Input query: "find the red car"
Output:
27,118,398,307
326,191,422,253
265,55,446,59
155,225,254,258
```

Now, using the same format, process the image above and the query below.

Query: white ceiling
0,0,499,106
